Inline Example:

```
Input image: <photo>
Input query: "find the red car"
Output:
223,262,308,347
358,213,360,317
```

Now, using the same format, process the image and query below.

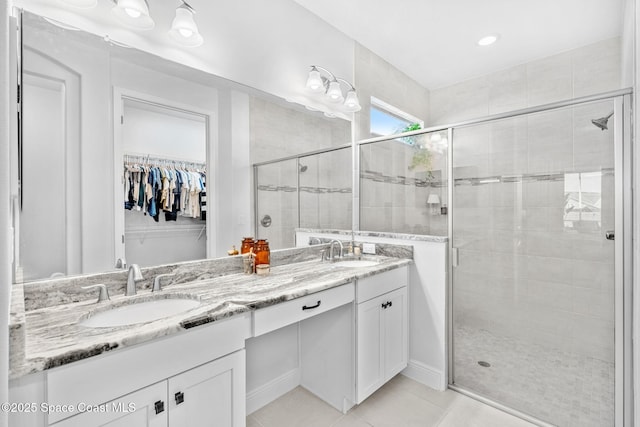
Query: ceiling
19,0,625,109
294,0,625,89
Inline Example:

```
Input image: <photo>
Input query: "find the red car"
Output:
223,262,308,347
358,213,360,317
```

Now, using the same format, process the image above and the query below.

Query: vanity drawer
253,283,354,337
357,267,408,303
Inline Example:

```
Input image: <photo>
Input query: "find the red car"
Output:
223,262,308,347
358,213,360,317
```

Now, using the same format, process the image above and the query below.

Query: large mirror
16,10,351,282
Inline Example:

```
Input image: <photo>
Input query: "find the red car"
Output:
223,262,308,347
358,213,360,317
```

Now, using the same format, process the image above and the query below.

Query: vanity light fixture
168,1,203,47
305,66,361,113
109,0,203,46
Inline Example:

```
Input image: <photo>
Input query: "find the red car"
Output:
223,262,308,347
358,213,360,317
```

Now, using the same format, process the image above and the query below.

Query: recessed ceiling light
477,34,499,46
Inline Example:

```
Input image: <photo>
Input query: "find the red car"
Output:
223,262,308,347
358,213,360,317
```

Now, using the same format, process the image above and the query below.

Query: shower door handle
452,247,459,267
605,231,615,241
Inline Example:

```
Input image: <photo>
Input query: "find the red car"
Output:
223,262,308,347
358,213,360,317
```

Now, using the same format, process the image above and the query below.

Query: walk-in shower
449,92,632,427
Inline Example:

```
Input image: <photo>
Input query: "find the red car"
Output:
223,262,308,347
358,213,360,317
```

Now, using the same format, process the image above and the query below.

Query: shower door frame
444,89,633,427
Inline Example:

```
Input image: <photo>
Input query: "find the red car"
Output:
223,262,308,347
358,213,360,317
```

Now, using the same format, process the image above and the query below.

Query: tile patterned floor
453,326,615,427
247,375,536,427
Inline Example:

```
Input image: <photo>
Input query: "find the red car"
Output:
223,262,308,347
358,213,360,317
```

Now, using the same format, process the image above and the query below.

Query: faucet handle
82,284,110,303
152,274,173,292
115,258,127,269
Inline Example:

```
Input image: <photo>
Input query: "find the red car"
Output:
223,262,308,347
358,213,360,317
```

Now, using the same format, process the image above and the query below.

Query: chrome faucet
328,240,344,261
126,264,143,296
82,284,110,303
152,273,173,292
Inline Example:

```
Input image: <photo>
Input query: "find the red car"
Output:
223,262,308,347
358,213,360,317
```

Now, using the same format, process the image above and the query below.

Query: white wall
21,22,111,276
13,0,356,119
122,103,207,161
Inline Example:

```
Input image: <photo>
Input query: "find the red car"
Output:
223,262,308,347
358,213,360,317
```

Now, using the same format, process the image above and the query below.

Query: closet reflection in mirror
121,99,207,268
17,10,351,281
17,11,217,281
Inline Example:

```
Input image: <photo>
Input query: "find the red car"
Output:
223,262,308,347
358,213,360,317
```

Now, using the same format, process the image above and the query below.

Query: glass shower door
255,159,299,249
450,100,616,427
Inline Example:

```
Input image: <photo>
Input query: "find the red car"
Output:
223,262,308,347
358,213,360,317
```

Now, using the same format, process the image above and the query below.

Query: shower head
299,164,308,172
591,112,614,131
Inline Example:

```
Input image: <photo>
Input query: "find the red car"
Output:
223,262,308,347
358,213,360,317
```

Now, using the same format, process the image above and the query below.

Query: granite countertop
10,255,411,378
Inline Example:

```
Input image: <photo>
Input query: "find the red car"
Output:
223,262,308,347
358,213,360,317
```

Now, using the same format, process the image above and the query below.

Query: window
564,172,602,232
369,96,424,138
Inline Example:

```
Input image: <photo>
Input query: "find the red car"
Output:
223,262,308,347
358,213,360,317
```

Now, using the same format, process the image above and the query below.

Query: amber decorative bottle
254,239,270,271
241,237,255,255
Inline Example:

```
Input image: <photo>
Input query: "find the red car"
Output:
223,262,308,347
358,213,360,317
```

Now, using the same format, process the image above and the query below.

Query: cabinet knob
154,400,165,414
175,391,185,405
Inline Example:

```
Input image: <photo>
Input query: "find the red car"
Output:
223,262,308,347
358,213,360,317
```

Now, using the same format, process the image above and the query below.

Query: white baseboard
402,360,446,391
246,368,300,415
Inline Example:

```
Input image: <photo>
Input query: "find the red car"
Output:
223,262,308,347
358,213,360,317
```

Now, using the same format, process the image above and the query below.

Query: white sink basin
335,260,379,268
80,298,201,328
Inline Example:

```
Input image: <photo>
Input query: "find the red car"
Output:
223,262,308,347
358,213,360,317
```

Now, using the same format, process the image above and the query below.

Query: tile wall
452,100,616,363
360,133,448,236
429,37,622,126
353,43,430,141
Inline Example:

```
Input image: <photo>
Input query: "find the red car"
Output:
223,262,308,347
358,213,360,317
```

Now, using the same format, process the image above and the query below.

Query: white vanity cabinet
355,267,408,404
42,313,251,427
53,350,245,427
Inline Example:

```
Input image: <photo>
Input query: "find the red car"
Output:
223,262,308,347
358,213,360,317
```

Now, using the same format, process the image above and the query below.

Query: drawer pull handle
302,301,321,310
175,391,185,405
382,301,393,309
154,400,165,414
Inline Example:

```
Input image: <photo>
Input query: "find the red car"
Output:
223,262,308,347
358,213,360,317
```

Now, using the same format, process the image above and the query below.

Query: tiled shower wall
255,148,352,250
359,133,448,236
429,37,622,126
452,99,616,363
434,37,622,364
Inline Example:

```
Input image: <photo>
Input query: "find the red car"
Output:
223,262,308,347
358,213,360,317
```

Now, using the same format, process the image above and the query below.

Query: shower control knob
605,231,615,241
261,215,272,227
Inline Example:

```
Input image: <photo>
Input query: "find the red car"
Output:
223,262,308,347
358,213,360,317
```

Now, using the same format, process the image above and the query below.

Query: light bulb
343,90,361,112
326,80,344,103
125,7,141,18
306,68,324,93
112,0,154,30
179,28,193,38
169,5,203,47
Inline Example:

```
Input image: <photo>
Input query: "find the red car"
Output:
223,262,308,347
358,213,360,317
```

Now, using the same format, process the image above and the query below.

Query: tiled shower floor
453,326,615,427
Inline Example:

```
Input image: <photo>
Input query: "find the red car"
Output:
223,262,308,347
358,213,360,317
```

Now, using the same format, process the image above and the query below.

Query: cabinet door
356,295,384,404
382,287,407,381
52,381,167,427
168,350,246,427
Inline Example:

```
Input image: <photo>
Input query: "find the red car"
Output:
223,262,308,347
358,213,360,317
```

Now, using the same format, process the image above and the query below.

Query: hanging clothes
123,155,207,226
